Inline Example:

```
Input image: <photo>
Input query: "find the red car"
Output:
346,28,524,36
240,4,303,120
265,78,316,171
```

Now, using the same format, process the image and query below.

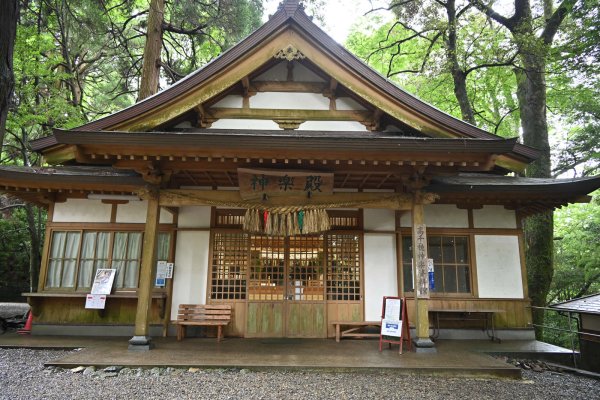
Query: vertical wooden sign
379,296,412,354
414,224,430,298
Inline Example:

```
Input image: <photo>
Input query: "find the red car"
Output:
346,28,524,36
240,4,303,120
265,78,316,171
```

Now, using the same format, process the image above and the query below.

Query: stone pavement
1,332,576,378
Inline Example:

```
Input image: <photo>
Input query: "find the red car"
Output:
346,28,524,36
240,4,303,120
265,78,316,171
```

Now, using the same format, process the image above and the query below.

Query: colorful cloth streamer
298,210,304,232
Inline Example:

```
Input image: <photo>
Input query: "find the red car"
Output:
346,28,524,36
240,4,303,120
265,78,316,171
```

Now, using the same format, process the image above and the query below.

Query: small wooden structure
332,321,381,342
429,308,504,342
174,304,232,342
550,294,600,372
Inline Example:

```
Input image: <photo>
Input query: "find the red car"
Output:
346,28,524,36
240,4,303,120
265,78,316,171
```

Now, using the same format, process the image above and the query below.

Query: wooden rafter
377,174,392,189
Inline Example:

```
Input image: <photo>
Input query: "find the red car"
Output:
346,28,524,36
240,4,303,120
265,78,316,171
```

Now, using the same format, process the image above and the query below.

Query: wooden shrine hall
1,0,599,351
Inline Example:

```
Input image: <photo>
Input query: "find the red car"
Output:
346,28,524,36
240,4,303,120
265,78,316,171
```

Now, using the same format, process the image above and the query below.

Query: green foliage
0,206,45,299
542,308,580,350
0,0,265,296
345,11,521,138
551,192,600,301
161,0,264,80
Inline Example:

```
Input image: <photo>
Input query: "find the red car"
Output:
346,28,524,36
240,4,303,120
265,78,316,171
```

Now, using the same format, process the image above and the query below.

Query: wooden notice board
379,296,411,354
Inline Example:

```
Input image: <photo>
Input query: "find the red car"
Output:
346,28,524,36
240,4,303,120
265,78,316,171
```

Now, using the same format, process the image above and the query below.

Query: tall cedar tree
0,0,19,154
139,0,165,100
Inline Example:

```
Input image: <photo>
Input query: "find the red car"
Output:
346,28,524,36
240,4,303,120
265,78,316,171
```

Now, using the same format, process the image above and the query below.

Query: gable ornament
274,44,306,61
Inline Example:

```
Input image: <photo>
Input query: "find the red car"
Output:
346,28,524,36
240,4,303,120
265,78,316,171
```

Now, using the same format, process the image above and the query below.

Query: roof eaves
290,10,539,162
47,129,522,156
30,135,59,152
549,293,600,315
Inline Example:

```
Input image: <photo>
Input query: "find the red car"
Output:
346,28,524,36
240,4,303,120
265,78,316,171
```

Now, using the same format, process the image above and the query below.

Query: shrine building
2,0,600,350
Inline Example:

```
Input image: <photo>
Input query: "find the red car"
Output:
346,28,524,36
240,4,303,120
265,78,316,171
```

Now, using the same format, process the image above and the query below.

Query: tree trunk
139,0,165,101
515,40,554,340
25,204,41,292
0,0,19,154
445,0,476,125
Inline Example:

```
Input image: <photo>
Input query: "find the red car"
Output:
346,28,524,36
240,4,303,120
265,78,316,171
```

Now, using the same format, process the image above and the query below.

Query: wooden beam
411,191,435,349
146,188,417,210
42,145,79,165
206,107,371,122
250,81,326,93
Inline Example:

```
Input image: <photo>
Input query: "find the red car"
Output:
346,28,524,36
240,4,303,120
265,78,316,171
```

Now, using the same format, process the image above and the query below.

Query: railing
528,305,600,368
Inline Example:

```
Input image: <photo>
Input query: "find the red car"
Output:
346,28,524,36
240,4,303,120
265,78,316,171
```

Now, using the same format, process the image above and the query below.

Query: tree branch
468,0,513,29
463,53,518,75
540,0,576,45
162,22,208,35
0,204,26,212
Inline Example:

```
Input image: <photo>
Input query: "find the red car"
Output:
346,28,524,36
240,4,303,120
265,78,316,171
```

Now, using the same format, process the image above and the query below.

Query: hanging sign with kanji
238,168,333,200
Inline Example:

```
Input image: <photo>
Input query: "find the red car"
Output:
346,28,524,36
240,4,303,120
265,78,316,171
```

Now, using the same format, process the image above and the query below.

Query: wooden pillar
411,192,436,351
129,191,160,350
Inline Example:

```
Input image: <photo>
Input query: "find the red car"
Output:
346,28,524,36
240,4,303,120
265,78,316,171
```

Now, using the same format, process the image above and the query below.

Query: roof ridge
279,0,302,16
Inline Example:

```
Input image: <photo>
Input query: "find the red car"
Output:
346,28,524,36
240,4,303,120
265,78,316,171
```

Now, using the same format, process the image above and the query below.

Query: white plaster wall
294,62,325,82
254,61,287,81
298,121,368,131
336,97,366,110
212,95,244,108
582,314,600,331
399,205,468,228
171,231,210,318
209,119,280,130
177,206,211,228
115,201,173,224
364,234,397,320
53,199,111,223
364,209,395,231
473,206,517,229
475,235,524,298
250,92,330,110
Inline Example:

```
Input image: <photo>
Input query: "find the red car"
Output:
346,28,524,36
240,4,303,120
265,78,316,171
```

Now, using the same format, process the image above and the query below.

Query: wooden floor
0,333,574,378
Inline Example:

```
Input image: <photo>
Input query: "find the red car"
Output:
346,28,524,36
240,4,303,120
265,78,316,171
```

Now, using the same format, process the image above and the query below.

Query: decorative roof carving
274,45,306,61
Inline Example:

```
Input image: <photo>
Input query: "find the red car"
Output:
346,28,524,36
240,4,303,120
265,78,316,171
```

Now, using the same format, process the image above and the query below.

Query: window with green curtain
44,230,172,291
77,232,110,289
46,231,81,288
402,235,471,294
112,232,142,289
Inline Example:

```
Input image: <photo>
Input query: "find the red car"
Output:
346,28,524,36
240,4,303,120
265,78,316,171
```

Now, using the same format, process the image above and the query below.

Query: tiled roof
550,293,600,315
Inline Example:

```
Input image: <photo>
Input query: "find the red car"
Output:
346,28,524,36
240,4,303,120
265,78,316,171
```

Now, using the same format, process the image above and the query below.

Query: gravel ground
0,303,29,319
1,349,598,400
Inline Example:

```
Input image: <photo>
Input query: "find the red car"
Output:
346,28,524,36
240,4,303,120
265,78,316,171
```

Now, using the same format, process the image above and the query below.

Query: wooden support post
411,192,436,351
129,190,160,351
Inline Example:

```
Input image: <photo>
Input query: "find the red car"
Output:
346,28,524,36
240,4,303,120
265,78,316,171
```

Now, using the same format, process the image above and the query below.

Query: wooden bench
174,304,232,342
332,321,382,342
429,308,504,342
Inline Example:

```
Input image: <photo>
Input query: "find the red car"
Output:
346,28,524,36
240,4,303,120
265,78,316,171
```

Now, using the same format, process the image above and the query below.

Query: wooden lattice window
210,232,248,300
326,234,361,301
248,235,285,301
328,210,361,230
402,235,471,294
288,235,324,301
214,209,246,228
